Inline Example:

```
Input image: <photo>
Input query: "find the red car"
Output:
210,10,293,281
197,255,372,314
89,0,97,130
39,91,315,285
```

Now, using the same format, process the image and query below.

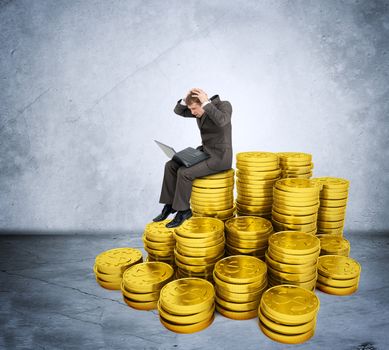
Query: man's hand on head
191,88,209,104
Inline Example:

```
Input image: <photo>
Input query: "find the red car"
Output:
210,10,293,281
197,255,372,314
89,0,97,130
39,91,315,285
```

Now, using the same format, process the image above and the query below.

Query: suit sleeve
202,101,232,127
174,99,196,118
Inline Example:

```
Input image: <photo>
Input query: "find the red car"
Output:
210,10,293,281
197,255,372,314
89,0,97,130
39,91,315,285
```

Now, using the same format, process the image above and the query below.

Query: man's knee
177,166,192,180
165,159,179,171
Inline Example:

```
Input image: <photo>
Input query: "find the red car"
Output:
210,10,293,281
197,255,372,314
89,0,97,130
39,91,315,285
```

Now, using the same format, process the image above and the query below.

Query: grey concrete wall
1,0,388,233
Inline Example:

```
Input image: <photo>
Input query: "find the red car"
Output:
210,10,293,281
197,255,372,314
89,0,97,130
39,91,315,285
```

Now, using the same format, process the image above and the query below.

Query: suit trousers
159,159,228,211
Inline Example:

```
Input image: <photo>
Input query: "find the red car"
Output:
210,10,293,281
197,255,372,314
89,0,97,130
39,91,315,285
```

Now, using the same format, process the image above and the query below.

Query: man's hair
185,92,201,106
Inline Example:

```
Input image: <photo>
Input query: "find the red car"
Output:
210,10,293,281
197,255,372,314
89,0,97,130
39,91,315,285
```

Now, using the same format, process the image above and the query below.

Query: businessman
153,88,233,228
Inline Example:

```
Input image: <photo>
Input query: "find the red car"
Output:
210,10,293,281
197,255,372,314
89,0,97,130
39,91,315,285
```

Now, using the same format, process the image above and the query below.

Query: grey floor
0,230,388,350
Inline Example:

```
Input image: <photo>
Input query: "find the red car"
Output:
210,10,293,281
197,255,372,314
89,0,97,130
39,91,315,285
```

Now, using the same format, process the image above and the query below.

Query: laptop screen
154,140,176,159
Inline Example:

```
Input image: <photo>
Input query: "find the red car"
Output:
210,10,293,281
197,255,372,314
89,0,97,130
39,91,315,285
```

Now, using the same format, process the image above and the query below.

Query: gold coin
93,264,122,283
193,178,235,188
260,285,319,325
311,177,349,190
320,190,348,200
159,313,215,334
215,295,260,312
176,240,225,257
123,295,158,310
199,169,234,179
267,275,317,292
268,247,319,265
157,299,215,324
159,278,215,315
121,282,160,301
191,206,236,217
191,203,233,212
317,219,344,229
273,197,319,207
268,266,317,283
174,258,218,274
174,249,224,266
216,304,258,320
320,198,348,207
95,247,143,275
275,178,322,193
318,213,346,222
271,210,317,225
317,273,359,288
269,231,320,255
237,169,281,180
272,203,319,216
192,186,233,194
174,232,224,248
277,152,312,162
316,281,359,295
175,217,224,238
213,271,267,293
144,222,175,243
191,196,234,205
214,255,267,284
122,262,174,293
258,307,316,335
237,151,279,163
265,251,316,271
225,244,267,258
317,227,344,235
259,320,315,344
317,235,350,256
317,255,361,280
226,238,268,250
95,275,121,290
271,217,316,232
236,197,273,207
144,246,174,258
142,236,175,251
215,285,266,303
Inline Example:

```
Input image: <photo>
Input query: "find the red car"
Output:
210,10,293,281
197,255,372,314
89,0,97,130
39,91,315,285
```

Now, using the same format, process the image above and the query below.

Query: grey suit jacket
173,95,233,171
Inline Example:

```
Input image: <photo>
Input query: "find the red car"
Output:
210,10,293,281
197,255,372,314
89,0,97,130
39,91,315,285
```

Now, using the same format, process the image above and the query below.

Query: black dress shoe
153,204,177,222
166,209,193,228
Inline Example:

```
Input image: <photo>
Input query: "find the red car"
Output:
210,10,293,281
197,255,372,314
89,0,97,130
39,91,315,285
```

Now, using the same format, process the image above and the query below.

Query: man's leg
172,161,223,211
159,159,181,205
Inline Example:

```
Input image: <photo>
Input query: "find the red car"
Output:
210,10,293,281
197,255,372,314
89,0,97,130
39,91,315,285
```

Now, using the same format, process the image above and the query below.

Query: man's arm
173,98,196,118
202,101,232,127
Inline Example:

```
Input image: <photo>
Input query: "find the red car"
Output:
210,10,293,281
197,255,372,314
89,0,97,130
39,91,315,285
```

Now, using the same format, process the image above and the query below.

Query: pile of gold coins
173,217,225,281
277,152,314,179
93,247,143,290
235,152,281,218
316,255,361,295
158,278,215,333
312,177,350,236
224,216,274,260
213,256,268,320
191,169,236,221
266,231,320,291
317,234,350,256
258,285,320,344
143,220,175,265
272,178,323,235
121,261,174,310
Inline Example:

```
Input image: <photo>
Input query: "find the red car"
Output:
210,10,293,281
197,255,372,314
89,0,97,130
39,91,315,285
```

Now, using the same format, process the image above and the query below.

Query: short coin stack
235,152,281,218
94,247,143,290
258,285,320,344
158,278,215,333
317,234,350,257
272,178,323,235
266,231,320,291
224,216,274,260
143,220,175,265
173,217,225,281
121,261,174,310
191,169,236,221
213,255,268,320
316,255,361,295
311,177,350,236
277,152,314,179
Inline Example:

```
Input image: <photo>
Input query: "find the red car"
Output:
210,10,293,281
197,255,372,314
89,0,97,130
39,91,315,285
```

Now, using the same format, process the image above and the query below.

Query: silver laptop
154,140,210,168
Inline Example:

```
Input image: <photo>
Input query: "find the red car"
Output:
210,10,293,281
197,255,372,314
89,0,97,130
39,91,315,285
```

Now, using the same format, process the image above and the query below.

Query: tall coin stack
121,261,174,310
277,152,314,179
93,247,143,290
266,231,320,291
317,234,350,257
224,216,274,260
311,177,350,236
158,278,215,333
272,178,323,235
213,256,268,320
173,217,225,281
316,255,361,295
235,152,281,218
258,285,320,344
143,220,175,265
191,169,236,221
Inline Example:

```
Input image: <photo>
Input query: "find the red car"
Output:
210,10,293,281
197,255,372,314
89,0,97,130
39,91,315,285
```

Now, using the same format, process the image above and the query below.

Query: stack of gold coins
224,216,274,260
277,152,314,179
93,247,143,290
143,220,175,265
191,169,236,221
158,278,215,333
316,255,361,295
121,261,174,310
266,231,320,291
235,152,281,218
317,234,350,256
272,178,323,235
213,255,268,320
173,217,225,281
311,177,350,236
258,285,320,344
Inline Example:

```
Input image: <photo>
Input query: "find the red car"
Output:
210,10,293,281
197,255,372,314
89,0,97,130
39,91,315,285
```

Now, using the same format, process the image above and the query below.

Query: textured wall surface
1,0,388,233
